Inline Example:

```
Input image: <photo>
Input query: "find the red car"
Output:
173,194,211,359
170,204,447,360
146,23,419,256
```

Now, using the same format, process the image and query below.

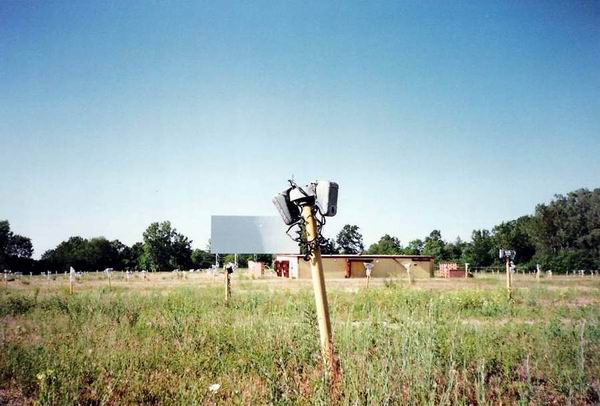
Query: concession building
274,254,434,279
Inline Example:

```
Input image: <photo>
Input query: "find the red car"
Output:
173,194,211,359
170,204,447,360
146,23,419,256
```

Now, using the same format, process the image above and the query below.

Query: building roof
277,254,434,260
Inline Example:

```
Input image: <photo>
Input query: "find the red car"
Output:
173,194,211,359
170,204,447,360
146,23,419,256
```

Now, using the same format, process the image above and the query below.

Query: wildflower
209,383,220,393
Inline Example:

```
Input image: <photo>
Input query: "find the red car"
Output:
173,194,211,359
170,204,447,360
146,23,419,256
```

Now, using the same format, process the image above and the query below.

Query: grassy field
1,272,599,404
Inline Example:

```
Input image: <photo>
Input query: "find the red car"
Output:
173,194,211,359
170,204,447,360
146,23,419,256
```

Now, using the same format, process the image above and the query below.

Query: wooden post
301,204,339,381
108,273,111,289
69,268,75,295
364,263,373,289
465,263,469,279
407,263,413,285
224,269,231,304
536,264,541,282
506,258,512,300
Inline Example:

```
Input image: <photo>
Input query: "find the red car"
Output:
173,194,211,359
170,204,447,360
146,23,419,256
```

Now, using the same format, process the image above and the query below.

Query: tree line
1,188,598,273
328,188,600,272
0,221,216,273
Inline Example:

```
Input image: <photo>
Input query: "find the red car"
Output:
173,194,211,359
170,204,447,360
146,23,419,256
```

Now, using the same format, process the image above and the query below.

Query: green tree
191,249,214,269
404,239,424,255
41,236,122,272
142,222,175,271
142,221,193,271
492,216,536,265
462,229,495,267
42,236,88,271
171,233,193,269
137,252,153,271
320,238,339,255
368,234,402,255
6,234,33,260
0,220,34,271
122,242,144,270
423,230,447,261
531,188,600,271
335,225,364,254
222,254,236,265
86,237,119,270
0,221,10,267
445,237,466,262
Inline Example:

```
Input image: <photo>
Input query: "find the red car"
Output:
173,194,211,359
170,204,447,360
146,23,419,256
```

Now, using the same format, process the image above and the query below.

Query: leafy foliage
404,239,424,255
41,236,127,272
191,249,215,269
0,220,34,271
367,234,402,255
461,229,495,266
361,188,600,272
320,238,340,255
532,189,600,270
423,230,448,260
336,224,364,254
142,221,192,271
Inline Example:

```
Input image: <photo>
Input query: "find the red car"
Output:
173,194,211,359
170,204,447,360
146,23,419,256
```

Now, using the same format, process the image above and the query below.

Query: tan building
247,260,265,277
274,254,434,279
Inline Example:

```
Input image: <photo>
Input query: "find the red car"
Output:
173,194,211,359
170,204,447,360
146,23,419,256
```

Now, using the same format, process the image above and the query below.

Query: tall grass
1,283,599,404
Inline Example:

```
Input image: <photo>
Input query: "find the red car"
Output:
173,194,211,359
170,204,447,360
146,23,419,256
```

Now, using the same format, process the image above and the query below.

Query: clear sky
1,1,599,258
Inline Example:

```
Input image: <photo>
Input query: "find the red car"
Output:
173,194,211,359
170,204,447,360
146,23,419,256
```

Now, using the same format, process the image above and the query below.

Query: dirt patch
0,383,33,405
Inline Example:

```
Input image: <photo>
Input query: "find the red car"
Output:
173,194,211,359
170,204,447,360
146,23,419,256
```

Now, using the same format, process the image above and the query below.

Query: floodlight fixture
273,180,338,226
272,191,301,225
272,177,341,381
311,181,339,217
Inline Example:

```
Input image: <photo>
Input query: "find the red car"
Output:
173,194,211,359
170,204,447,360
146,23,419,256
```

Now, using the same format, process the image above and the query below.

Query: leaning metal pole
301,204,340,381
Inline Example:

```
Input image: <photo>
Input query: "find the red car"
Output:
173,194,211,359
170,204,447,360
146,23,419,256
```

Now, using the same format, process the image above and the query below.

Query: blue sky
1,1,599,257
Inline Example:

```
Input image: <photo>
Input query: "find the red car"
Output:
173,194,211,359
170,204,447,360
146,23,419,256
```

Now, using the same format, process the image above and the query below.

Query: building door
275,260,289,278
282,261,290,278
345,260,351,278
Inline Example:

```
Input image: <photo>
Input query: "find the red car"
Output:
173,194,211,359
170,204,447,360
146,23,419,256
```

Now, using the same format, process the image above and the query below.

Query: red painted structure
439,263,466,278
274,260,290,278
